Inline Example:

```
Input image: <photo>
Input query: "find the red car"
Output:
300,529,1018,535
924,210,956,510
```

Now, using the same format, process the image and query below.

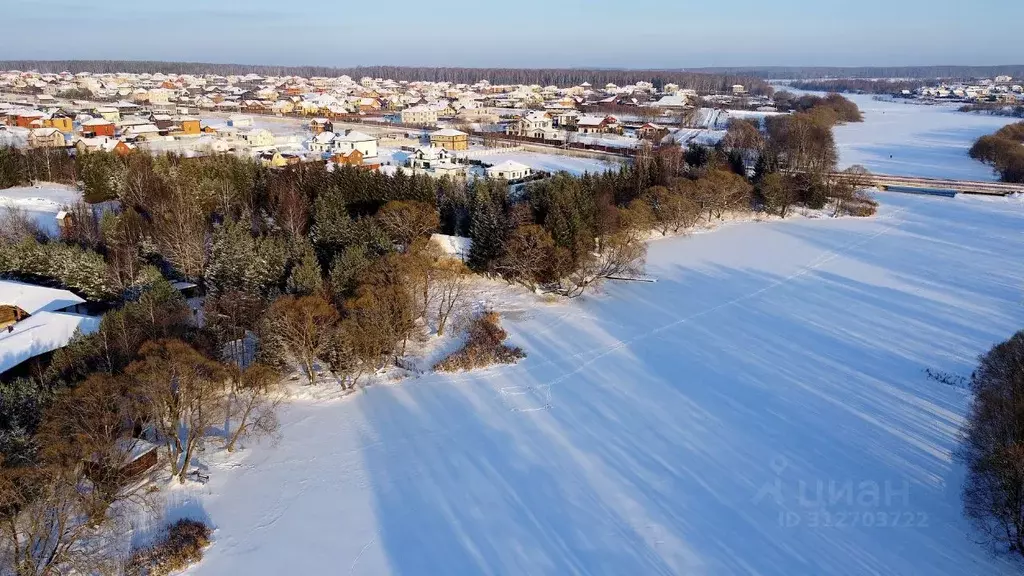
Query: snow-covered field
0,184,83,236
831,94,1019,180
466,150,620,175
160,192,1024,575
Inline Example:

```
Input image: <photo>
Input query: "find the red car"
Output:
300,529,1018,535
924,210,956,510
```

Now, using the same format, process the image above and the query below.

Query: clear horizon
6,0,1021,69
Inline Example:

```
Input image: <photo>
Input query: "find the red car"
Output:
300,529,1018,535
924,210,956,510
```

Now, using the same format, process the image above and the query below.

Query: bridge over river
831,172,1024,197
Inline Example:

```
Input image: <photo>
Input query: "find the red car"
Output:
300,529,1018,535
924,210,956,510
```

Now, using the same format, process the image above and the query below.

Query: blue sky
5,0,1021,68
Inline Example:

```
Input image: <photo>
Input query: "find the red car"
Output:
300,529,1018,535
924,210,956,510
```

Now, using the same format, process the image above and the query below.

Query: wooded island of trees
969,122,1024,183
0,92,875,573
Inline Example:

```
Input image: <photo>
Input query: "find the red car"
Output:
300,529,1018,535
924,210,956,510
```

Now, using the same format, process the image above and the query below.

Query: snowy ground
154,192,1024,575
0,183,83,236
828,94,1020,180
464,150,620,175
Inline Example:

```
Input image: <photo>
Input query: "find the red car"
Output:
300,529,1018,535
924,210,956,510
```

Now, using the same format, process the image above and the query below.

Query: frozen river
831,94,1018,181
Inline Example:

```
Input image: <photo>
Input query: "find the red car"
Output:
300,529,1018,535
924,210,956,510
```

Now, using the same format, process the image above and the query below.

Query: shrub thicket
434,312,526,372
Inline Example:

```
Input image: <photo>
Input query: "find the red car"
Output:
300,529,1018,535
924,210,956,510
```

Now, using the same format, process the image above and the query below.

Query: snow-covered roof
337,130,374,142
312,131,336,144
116,437,160,463
0,279,85,315
123,124,159,134
577,115,607,126
486,160,532,174
0,311,100,374
431,128,467,137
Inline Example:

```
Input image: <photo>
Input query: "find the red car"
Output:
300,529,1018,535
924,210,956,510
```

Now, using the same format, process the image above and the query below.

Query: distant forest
0,60,772,95
692,65,1024,80
787,79,940,94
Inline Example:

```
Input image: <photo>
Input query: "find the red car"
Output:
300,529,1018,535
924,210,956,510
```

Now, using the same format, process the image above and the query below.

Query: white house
334,129,377,158
307,131,336,154
485,160,532,181
406,147,467,178
507,111,561,139
239,128,275,148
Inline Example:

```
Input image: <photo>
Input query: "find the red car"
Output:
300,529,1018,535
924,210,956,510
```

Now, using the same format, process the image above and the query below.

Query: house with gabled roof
1,280,102,376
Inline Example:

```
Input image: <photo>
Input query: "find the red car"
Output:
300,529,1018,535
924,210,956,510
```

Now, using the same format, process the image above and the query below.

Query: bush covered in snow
125,518,212,576
434,311,525,372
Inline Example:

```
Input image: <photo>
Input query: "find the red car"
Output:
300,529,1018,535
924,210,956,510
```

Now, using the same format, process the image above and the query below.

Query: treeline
0,60,773,95
958,103,1024,118
788,78,934,94
693,65,1024,80
772,91,864,123
969,122,1024,183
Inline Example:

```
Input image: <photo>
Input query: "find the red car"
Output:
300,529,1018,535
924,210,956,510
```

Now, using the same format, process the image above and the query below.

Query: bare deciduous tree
127,339,228,483
264,295,339,386
496,224,556,290
376,200,440,249
224,364,284,452
431,259,471,336
0,463,120,576
960,331,1024,555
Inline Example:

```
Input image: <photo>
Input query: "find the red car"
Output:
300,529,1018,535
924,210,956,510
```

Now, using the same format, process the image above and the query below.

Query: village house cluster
899,76,1024,103
0,68,772,177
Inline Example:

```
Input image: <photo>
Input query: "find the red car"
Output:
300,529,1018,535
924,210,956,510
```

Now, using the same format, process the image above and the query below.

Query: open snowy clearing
0,183,83,236
829,93,1019,181
462,150,621,175
158,192,1024,575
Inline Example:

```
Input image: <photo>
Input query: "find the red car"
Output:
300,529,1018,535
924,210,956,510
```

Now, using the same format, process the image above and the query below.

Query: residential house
43,110,75,133
507,111,561,140
310,117,333,134
335,129,377,157
179,117,201,135
121,124,161,141
549,109,580,128
401,105,439,126
1,280,102,375
74,136,135,155
95,106,120,122
637,122,668,140
14,111,44,128
485,160,532,181
406,147,467,178
240,128,275,148
429,128,469,150
272,100,295,114
332,149,364,167
577,114,614,134
258,150,302,168
358,97,382,112
307,131,337,154
82,118,116,137
27,127,67,148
